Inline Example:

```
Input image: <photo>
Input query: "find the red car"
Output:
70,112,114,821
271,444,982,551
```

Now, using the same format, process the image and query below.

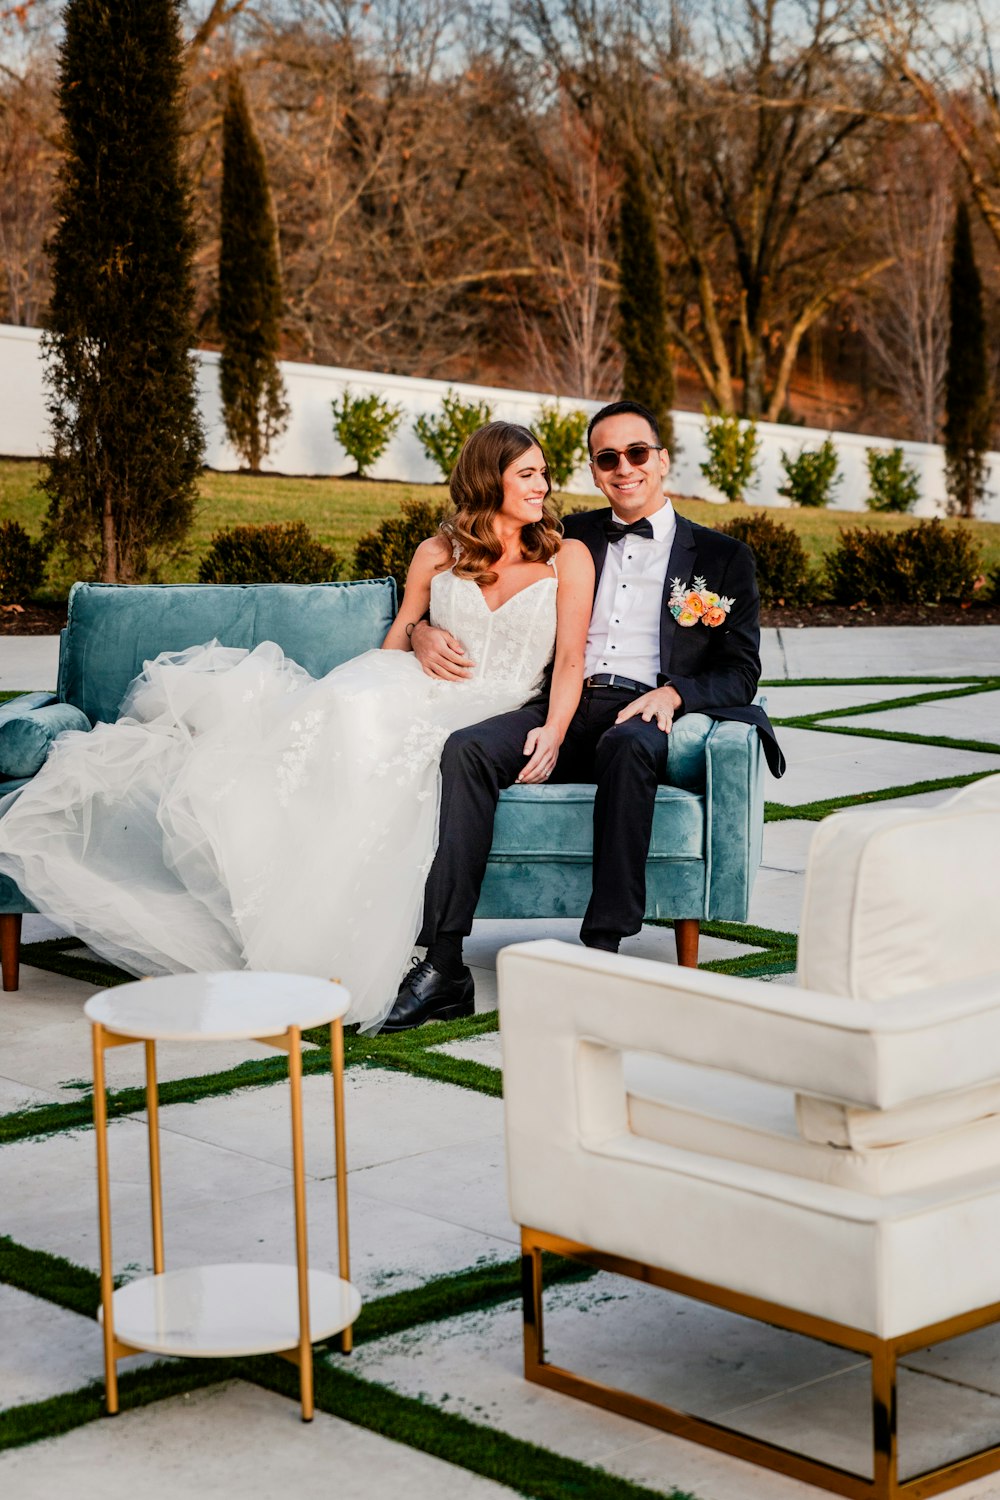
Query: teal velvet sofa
0,579,766,990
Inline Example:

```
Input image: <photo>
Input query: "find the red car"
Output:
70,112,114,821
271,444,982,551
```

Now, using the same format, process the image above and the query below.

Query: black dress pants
418,685,671,946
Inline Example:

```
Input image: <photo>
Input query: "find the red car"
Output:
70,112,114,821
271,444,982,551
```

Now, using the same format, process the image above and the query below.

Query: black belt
583,674,654,695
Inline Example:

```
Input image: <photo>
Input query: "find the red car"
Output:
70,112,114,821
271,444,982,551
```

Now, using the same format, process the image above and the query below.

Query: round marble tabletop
103,1264,361,1357
84,970,350,1042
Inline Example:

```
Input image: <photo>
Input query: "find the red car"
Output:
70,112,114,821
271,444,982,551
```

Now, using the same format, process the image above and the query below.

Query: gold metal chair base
521,1227,1000,1500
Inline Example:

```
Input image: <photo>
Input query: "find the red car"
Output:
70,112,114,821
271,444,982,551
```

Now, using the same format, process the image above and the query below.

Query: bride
0,423,593,1033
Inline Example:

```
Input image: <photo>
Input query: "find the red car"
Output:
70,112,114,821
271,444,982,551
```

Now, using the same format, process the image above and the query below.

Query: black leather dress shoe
381,958,475,1032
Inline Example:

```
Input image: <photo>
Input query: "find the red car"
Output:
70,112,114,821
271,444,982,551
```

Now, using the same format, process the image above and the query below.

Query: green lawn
4,460,1000,600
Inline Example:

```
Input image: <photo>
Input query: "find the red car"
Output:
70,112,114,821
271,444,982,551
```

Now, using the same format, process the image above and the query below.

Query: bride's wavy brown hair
441,422,562,586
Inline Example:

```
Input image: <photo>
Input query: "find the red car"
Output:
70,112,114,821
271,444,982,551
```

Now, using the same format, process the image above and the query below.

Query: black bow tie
604,517,654,542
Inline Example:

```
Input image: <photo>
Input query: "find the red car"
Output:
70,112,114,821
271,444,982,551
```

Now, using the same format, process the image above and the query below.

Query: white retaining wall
1,321,997,519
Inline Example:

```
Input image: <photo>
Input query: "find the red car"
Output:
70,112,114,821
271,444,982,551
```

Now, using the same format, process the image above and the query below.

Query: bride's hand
517,725,560,784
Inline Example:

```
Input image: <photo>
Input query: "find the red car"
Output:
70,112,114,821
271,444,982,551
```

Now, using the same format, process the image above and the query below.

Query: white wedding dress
0,567,558,1032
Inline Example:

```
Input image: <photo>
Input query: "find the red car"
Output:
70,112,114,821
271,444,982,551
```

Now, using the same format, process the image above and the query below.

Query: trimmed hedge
353,496,451,594
197,521,339,584
0,520,48,604
714,511,814,606
825,518,982,604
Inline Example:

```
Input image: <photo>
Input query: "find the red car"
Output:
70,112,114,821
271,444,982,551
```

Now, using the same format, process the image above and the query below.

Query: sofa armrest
0,699,90,780
0,692,56,726
497,940,1000,1120
704,715,764,921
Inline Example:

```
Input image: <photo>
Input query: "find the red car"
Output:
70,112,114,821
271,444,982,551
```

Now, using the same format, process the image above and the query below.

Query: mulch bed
5,600,1000,635
760,602,1000,627
1,603,68,635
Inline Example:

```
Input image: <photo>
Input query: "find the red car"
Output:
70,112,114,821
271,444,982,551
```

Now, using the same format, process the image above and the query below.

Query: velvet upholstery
0,702,91,779
1,579,764,936
58,580,398,724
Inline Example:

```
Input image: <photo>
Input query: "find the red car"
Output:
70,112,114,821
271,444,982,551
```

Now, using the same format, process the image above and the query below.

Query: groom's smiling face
589,413,670,522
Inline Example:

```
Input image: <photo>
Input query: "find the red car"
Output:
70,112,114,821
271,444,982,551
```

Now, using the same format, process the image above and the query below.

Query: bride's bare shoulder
408,533,454,577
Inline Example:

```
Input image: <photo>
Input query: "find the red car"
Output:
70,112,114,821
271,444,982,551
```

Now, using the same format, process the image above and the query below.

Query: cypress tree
218,70,289,472
944,199,992,518
618,152,675,451
42,0,203,584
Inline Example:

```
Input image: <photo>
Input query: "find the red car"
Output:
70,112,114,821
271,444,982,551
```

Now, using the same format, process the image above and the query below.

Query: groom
383,399,785,1031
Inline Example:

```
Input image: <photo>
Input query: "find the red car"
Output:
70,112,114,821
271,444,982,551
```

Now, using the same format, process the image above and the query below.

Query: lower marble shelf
101,1264,361,1358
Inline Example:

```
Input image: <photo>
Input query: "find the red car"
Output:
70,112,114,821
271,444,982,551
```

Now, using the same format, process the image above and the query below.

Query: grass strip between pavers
250,1353,695,1500
0,1231,589,1347
1,1234,680,1500
765,769,994,821
7,927,799,1145
0,1361,231,1455
772,680,1000,725
759,674,993,687
773,720,1000,756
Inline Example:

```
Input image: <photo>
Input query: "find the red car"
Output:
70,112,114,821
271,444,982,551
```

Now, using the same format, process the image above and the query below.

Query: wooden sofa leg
674,918,699,968
1,913,22,992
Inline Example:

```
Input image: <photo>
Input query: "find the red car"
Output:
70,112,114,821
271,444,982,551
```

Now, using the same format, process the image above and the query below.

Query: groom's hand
615,685,682,734
410,621,475,680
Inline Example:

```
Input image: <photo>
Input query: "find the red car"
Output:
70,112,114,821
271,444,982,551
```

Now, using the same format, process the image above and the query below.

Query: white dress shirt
584,499,677,686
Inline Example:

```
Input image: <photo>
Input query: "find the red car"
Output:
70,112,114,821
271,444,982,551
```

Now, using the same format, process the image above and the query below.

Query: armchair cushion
625,1053,1000,1195
0,701,90,779
795,1080,1000,1151
796,775,1000,1002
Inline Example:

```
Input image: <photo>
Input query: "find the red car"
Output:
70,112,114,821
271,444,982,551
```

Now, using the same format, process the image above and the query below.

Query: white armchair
498,775,1000,1500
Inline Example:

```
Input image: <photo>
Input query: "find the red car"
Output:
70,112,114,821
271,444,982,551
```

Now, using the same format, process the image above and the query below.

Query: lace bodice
430,569,557,697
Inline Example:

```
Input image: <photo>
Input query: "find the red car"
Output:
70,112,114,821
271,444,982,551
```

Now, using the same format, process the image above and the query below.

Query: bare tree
0,55,57,325
514,0,896,418
509,104,621,398
863,1,1000,257
852,132,952,442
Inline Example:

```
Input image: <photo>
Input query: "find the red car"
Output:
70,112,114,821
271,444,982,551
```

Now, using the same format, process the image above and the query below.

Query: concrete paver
4,628,1000,1499
0,1380,519,1500
827,688,1000,742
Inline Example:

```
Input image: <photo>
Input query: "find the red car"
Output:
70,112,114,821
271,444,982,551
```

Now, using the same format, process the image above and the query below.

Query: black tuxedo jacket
562,508,786,777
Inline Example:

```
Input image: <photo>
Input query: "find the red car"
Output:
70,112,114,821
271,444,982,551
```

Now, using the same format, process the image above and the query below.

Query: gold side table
84,970,359,1422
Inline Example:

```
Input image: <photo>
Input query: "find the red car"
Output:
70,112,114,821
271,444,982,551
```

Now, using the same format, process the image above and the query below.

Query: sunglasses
591,443,664,473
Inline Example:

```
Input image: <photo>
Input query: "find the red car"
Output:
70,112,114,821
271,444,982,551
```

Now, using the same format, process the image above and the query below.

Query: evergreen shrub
413,391,493,479
218,70,289,472
944,200,991,518
618,152,675,451
0,521,49,604
825,519,981,605
714,512,814,606
353,497,451,594
332,388,403,477
700,411,760,502
865,447,920,513
533,405,587,491
198,522,339,584
43,0,203,582
778,437,840,509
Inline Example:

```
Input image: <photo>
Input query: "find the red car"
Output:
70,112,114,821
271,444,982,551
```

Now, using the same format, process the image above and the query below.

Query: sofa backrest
796,774,1000,1003
58,579,397,724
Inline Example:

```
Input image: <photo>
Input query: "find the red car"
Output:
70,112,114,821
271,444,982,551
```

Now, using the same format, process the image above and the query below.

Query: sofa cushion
491,783,703,861
796,774,1000,1001
0,702,91,778
58,579,397,724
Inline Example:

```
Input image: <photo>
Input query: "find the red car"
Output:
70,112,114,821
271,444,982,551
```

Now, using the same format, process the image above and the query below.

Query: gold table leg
287,1025,313,1420
330,1016,352,1355
92,1023,119,1415
145,1040,165,1275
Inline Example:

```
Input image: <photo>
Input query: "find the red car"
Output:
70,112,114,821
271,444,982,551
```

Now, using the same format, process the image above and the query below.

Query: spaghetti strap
547,554,558,578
